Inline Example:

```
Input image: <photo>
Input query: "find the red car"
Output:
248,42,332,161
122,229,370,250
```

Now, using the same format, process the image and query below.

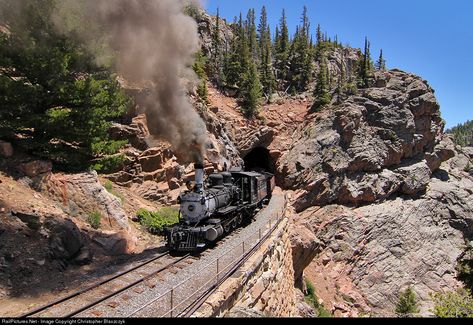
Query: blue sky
204,0,473,129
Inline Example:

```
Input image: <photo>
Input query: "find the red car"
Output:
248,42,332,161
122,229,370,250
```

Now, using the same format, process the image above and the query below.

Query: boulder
168,178,181,190
396,160,432,195
92,231,134,256
12,210,42,230
44,216,84,260
139,151,164,173
279,69,452,207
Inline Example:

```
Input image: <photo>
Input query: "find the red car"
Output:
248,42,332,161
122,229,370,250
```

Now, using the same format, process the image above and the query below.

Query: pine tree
210,7,223,82
240,60,263,118
193,50,209,105
223,13,250,88
237,13,251,73
257,6,269,53
395,287,419,316
275,9,290,83
223,34,242,87
376,49,386,71
316,24,322,45
246,9,258,60
287,7,312,91
257,6,275,97
357,37,374,88
312,51,331,111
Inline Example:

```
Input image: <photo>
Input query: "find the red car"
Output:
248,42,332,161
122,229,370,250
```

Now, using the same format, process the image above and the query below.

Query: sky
204,0,473,129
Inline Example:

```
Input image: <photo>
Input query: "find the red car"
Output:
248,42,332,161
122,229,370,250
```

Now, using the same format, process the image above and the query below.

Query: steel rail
179,213,285,318
20,250,171,318
63,253,191,318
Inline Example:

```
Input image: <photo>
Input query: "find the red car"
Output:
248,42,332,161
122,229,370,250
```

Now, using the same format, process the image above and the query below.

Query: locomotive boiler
164,163,275,252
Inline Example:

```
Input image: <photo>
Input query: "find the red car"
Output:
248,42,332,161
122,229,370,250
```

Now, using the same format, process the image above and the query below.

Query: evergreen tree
287,6,313,91
257,6,275,97
257,6,269,53
376,49,387,71
246,9,258,60
223,34,242,87
210,7,223,82
240,60,263,118
223,13,251,89
316,24,323,45
395,287,419,316
357,37,374,88
312,51,331,111
192,51,209,105
237,13,251,74
275,9,290,83
0,0,129,171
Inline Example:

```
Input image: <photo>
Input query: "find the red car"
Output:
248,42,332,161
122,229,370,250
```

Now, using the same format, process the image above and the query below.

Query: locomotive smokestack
195,163,204,192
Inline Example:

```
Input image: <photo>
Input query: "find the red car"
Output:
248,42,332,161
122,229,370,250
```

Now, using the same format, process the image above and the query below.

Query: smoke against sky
55,0,208,163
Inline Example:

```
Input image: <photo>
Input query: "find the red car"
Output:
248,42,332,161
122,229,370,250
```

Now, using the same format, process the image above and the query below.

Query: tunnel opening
243,147,274,174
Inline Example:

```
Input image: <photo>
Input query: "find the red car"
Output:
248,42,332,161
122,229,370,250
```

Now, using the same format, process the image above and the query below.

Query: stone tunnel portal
243,147,274,174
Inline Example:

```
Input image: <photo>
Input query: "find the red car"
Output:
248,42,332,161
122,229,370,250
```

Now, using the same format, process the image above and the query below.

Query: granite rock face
302,157,473,316
273,67,473,316
278,70,452,211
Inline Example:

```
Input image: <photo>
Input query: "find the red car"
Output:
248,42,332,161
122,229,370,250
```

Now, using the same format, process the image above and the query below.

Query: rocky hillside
275,70,473,316
188,10,473,317
1,6,472,318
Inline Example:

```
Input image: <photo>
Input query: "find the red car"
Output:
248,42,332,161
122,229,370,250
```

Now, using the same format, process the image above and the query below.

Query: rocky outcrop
302,156,473,316
289,207,322,290
278,69,452,211
37,171,137,255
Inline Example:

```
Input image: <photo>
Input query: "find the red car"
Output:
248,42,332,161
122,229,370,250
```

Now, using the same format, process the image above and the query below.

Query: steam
3,0,208,164
83,0,207,163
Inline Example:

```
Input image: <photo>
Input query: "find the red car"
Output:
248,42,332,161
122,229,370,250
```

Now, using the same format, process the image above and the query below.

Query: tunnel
243,147,274,173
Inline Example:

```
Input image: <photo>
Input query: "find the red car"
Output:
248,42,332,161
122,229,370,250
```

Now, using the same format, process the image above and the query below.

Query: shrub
395,286,419,316
92,154,126,174
136,207,180,235
88,211,102,229
464,162,472,173
457,243,473,291
305,279,332,318
430,289,473,318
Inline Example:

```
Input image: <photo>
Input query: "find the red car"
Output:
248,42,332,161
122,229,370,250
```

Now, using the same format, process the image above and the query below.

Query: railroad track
20,251,192,318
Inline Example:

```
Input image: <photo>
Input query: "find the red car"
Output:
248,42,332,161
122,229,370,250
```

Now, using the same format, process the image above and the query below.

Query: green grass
87,211,102,229
136,207,180,235
305,279,332,317
103,180,125,205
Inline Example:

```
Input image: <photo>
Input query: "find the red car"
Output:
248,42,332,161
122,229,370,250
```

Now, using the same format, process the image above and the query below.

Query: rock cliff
276,69,473,316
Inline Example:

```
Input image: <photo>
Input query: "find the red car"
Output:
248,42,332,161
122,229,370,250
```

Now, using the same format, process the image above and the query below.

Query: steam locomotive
164,163,275,252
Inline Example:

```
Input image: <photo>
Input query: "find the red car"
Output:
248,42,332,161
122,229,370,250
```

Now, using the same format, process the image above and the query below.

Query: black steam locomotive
164,164,275,252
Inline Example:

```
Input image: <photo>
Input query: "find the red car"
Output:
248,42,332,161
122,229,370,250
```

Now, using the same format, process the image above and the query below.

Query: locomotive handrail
126,197,286,318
